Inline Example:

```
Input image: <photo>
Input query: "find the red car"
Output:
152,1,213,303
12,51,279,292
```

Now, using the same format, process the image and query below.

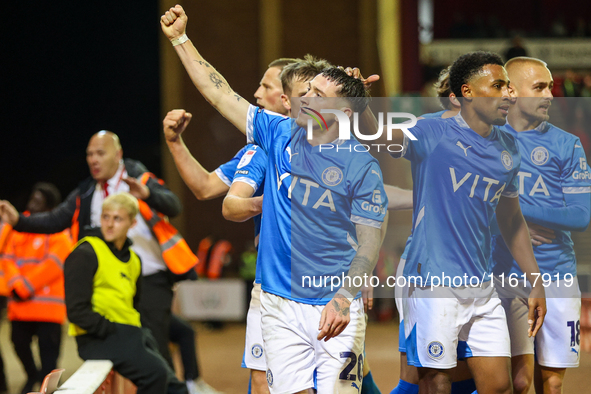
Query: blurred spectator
573,17,588,37
0,183,71,394
551,15,568,37
562,70,581,97
580,74,591,97
0,224,9,394
504,36,528,61
0,296,6,394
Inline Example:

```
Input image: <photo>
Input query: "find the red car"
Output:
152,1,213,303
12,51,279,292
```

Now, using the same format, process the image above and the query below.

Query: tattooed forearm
347,256,373,280
342,224,382,295
210,72,225,89
194,60,211,67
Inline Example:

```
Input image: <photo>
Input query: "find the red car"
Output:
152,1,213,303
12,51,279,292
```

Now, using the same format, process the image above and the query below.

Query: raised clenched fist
163,109,193,143
160,4,188,41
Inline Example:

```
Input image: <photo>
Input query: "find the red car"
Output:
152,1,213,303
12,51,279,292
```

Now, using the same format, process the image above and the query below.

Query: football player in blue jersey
386,51,547,394
492,57,590,394
279,58,400,394
162,57,295,394
391,67,476,394
161,6,388,393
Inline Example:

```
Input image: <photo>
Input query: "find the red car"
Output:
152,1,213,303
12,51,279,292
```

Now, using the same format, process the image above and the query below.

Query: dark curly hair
32,182,62,210
320,67,370,113
449,51,504,98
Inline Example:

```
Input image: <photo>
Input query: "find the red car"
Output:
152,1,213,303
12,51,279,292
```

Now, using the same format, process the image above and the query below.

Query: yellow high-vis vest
69,236,141,336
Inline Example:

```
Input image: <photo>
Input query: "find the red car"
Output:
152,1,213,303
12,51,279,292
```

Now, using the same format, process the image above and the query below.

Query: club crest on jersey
251,344,263,359
266,369,273,386
427,341,445,360
501,151,513,170
322,166,343,187
237,149,256,169
531,146,549,166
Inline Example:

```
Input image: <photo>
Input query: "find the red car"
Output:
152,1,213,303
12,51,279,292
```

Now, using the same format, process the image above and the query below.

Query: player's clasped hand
527,221,556,246
317,295,351,342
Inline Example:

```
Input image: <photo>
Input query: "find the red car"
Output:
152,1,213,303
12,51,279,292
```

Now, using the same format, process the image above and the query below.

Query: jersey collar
452,112,470,129
505,120,548,134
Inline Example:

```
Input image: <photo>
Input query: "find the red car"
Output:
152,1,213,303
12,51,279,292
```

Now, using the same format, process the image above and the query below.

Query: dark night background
2,1,162,209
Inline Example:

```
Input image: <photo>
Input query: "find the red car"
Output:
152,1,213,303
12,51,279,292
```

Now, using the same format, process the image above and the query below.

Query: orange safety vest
138,172,198,275
0,223,12,296
196,237,233,279
0,226,72,324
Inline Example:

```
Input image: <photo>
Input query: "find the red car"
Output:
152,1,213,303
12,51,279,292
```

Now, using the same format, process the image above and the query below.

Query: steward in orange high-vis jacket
0,183,72,394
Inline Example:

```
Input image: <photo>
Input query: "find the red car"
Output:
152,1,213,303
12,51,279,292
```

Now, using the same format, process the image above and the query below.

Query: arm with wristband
160,5,250,135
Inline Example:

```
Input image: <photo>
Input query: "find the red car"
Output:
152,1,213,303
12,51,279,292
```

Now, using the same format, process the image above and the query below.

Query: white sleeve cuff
563,186,591,194
232,177,259,193
501,190,519,198
214,167,232,187
351,214,383,229
246,105,257,144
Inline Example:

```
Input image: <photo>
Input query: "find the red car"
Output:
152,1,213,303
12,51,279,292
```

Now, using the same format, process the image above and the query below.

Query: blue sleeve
231,145,267,194
502,154,521,198
350,161,388,229
397,118,446,163
521,139,591,231
246,104,289,154
214,146,249,186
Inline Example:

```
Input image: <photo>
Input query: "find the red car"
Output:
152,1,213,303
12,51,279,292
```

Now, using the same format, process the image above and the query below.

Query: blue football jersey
398,113,521,286
420,109,447,119
492,122,591,278
215,144,266,283
214,146,247,187
246,105,388,304
400,110,453,261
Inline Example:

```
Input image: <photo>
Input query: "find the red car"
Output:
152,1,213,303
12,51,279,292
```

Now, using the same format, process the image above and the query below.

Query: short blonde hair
504,56,547,71
102,192,139,219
